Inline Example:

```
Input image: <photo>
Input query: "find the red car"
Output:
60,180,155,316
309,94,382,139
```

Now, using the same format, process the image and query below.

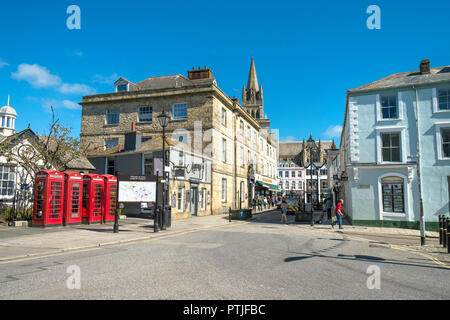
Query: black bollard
229,207,231,222
443,218,448,248
439,215,443,245
154,207,159,233
447,218,450,254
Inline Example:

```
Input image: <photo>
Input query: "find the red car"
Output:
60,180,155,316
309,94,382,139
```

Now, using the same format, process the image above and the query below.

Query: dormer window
117,84,128,92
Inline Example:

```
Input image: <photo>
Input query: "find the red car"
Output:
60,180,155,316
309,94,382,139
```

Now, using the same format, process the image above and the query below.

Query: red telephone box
82,174,104,224
32,170,64,227
63,172,83,225
102,175,117,222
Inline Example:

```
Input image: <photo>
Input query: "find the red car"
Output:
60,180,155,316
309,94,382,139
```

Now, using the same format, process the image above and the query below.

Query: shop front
254,174,280,198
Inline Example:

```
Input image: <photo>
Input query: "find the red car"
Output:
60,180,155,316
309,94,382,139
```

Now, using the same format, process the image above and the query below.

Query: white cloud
92,73,119,85
12,64,62,88
324,125,342,138
0,58,9,69
41,99,80,112
12,63,95,95
59,83,96,95
74,51,83,57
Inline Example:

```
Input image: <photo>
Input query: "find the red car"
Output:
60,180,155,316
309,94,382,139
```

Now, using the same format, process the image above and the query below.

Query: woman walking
331,199,344,229
281,198,288,224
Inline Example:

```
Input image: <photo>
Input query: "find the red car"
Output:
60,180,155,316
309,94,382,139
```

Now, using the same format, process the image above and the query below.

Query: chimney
124,122,141,151
420,59,430,74
188,66,213,80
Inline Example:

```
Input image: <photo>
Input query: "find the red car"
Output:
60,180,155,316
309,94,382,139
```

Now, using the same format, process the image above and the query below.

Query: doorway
190,186,198,216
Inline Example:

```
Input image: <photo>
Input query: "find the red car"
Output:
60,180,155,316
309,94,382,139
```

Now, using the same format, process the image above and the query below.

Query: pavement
0,208,448,266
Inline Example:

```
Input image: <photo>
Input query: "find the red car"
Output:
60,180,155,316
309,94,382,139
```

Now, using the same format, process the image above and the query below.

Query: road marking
0,221,247,265
291,225,450,269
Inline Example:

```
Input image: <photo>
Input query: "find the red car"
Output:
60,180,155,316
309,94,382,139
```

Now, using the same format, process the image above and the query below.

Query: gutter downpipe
413,85,426,245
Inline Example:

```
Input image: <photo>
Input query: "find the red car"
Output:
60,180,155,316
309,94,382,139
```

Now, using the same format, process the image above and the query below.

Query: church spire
247,57,259,90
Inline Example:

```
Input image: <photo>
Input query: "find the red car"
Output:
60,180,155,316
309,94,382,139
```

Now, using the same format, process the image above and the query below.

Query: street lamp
305,136,319,226
157,108,170,231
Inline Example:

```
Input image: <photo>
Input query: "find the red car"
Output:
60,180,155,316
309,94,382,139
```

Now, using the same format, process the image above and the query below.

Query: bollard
443,218,448,248
439,215,443,245
229,207,231,222
448,218,450,254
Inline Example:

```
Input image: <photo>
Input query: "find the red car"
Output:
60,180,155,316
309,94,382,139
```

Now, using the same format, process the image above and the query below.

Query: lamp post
305,136,319,226
157,108,170,231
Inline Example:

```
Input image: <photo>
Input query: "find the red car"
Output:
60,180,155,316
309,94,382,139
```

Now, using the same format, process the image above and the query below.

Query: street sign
21,184,30,190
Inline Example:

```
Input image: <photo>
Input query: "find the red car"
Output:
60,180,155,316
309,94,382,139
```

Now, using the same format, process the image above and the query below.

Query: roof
88,135,184,157
349,66,450,93
279,140,334,159
0,105,17,116
109,74,217,92
0,128,94,171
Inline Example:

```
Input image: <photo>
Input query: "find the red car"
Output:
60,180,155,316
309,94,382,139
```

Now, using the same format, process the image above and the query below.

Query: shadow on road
283,251,449,271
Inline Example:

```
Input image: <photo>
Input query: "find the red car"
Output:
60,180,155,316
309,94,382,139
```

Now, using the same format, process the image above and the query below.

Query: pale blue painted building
339,60,450,230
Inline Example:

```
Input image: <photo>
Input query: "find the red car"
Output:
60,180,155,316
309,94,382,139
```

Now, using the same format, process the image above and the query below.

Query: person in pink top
331,199,344,229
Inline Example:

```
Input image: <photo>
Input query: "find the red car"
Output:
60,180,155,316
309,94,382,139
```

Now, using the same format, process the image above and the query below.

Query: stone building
278,137,335,206
80,59,279,218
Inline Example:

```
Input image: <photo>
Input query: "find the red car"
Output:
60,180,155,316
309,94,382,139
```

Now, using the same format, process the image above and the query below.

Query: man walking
325,197,333,222
331,199,344,229
257,196,263,211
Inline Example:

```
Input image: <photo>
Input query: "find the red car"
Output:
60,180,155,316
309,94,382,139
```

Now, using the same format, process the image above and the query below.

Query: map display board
118,181,156,203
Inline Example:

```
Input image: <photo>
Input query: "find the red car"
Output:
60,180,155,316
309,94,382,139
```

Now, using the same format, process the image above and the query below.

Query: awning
256,181,280,192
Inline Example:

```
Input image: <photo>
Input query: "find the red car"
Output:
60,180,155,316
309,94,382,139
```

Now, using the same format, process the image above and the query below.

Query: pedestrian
331,199,344,229
280,198,288,224
252,198,256,211
258,196,263,211
263,197,267,209
325,197,333,221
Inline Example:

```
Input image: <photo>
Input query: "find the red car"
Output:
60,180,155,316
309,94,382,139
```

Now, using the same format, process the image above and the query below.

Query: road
0,210,448,300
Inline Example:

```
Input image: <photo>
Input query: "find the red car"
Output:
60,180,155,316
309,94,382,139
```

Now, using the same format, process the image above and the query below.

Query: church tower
242,57,264,119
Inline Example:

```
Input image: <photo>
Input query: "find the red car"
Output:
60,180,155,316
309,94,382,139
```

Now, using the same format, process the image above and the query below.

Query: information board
118,181,156,203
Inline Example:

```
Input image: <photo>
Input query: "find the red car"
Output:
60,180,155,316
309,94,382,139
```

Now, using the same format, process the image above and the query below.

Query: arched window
380,175,405,214
290,163,295,167
256,109,260,119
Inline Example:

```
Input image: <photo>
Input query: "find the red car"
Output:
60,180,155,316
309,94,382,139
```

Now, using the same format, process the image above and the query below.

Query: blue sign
240,210,244,217
21,184,30,190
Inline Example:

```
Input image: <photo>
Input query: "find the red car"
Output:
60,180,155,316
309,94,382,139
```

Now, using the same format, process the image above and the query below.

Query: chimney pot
420,59,430,74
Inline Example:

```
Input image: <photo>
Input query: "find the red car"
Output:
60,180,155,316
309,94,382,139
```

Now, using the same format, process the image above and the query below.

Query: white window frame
435,122,450,160
375,126,406,164
177,187,184,212
172,103,188,120
106,109,120,124
221,108,227,126
377,173,409,220
433,87,450,113
0,165,16,200
222,138,227,163
115,83,129,92
221,178,227,202
376,93,404,121
138,106,153,122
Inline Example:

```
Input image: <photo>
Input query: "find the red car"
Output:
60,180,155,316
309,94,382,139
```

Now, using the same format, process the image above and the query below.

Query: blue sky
1,0,449,145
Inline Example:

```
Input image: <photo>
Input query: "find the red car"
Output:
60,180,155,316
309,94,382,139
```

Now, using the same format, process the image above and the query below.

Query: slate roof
349,66,450,93
0,128,95,171
88,135,183,157
112,74,217,92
